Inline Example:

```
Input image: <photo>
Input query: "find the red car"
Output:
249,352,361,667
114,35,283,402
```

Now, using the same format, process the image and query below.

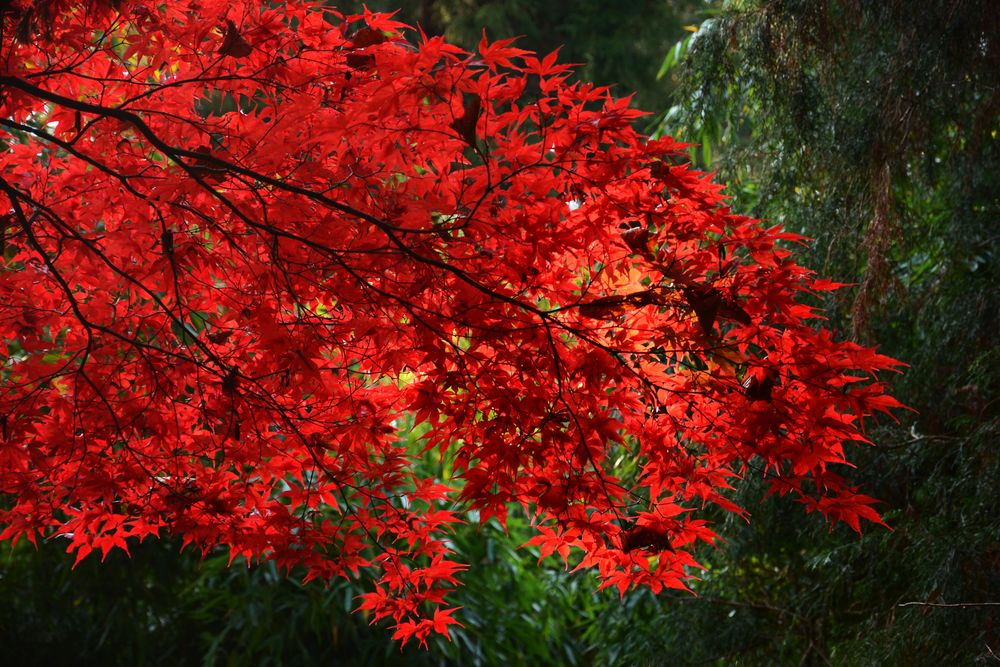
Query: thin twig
897,601,1000,608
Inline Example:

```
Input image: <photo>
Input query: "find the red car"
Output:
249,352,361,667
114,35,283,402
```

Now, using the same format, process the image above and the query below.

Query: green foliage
0,538,433,666
340,0,702,112
2,2,996,664
647,0,1000,663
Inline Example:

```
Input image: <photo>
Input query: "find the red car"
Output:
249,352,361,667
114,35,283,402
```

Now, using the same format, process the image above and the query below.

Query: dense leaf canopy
1,0,905,647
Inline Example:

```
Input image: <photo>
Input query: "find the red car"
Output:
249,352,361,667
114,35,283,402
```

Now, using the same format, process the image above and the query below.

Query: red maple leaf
0,0,904,645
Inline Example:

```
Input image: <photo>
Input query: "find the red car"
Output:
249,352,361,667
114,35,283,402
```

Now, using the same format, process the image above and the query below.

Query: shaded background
2,1,997,664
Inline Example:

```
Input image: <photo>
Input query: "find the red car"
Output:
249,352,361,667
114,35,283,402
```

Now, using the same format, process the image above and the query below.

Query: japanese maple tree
0,0,903,645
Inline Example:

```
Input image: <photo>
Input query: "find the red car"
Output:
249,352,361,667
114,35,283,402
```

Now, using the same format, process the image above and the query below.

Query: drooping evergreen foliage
648,0,1000,663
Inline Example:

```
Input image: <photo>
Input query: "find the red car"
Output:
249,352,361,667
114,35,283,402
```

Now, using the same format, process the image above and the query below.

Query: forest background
1,0,996,665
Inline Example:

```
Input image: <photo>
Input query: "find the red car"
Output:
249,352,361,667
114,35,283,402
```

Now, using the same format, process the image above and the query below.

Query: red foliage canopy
0,0,903,645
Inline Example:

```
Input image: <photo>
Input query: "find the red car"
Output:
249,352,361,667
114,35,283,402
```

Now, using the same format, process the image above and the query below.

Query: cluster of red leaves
0,0,903,645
